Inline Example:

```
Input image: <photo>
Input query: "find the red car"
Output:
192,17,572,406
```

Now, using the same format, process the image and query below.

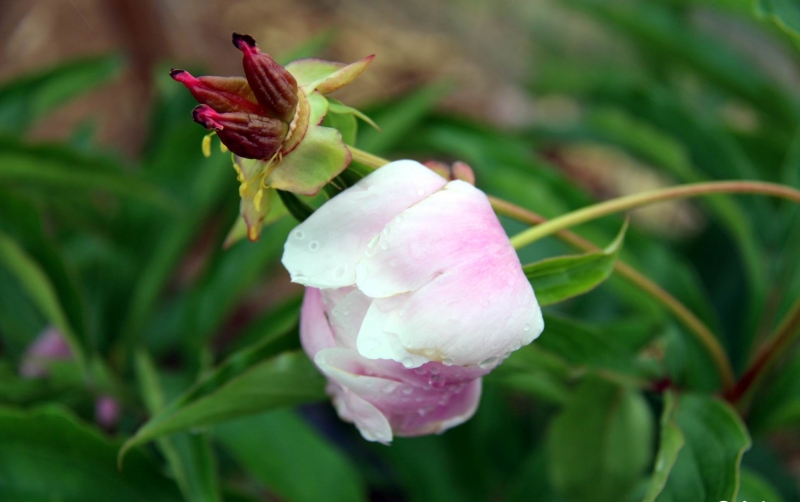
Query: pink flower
19,326,72,378
282,160,543,442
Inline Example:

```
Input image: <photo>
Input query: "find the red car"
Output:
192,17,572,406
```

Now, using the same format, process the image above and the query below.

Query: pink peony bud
282,160,544,441
19,327,73,378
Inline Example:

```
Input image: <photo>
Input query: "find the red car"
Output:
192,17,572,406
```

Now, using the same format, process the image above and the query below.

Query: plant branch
508,181,800,250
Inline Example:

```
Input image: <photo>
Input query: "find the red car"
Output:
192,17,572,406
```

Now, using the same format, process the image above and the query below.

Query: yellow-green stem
509,181,800,249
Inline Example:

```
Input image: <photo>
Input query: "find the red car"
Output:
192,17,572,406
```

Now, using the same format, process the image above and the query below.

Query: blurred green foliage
1,0,800,501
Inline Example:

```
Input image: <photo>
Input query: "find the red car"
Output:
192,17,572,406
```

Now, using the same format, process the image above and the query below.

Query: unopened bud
170,69,263,115
192,105,287,161
423,160,476,185
232,33,298,123
451,161,476,185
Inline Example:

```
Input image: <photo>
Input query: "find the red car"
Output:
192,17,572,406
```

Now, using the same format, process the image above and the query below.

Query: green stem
509,181,800,250
350,147,389,169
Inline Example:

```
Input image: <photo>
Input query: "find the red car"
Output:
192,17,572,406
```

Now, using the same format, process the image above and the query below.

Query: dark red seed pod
192,105,288,160
170,69,264,115
232,33,298,123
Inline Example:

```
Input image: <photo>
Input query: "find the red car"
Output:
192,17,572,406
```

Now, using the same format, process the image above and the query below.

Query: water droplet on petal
382,226,391,236
334,266,346,278
414,367,427,375
294,230,305,239
442,357,454,366
478,356,498,369
402,387,413,395
383,382,399,393
429,366,440,375
402,357,413,368
308,241,319,251
428,374,445,388
380,241,389,250
523,323,531,332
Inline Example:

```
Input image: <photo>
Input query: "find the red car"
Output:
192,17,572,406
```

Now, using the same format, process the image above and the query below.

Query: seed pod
170,70,263,114
192,105,288,160
232,33,299,123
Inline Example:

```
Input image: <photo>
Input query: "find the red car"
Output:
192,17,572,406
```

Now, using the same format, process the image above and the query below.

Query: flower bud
192,105,288,161
423,160,476,185
169,69,263,115
232,33,299,123
283,160,544,440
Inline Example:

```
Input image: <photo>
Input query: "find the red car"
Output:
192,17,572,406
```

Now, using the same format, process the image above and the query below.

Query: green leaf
0,406,181,501
0,138,178,212
653,394,751,502
216,409,367,502
327,99,380,131
322,104,358,146
534,314,652,378
120,351,325,464
749,351,800,434
737,469,785,502
547,376,654,502
135,350,221,502
642,392,685,502
0,230,86,371
524,219,627,306
755,0,800,49
0,54,121,134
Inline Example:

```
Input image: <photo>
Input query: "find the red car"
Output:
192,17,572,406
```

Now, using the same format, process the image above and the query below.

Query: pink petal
282,161,446,289
355,180,509,298
328,382,393,443
300,288,337,359
316,348,483,440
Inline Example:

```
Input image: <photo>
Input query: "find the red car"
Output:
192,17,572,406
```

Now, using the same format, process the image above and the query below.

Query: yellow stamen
201,134,213,158
254,187,264,212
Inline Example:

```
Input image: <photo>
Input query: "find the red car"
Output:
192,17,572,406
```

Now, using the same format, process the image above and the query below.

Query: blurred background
2,0,800,501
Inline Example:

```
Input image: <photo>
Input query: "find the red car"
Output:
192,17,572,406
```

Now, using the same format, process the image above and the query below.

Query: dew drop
429,366,440,375
402,357,413,368
428,374,445,388
308,241,319,251
442,357,454,366
383,382,399,393
382,226,391,236
523,324,531,332
402,387,413,395
334,266,346,278
380,241,389,250
294,230,305,240
414,367,427,375
478,356,498,369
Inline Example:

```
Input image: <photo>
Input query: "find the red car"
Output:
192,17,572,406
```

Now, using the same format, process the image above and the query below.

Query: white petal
358,246,544,367
328,382,393,443
281,160,447,289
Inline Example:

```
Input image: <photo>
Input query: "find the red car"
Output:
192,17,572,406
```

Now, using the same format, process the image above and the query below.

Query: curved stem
509,181,800,250
489,196,735,390
350,147,390,170
727,297,800,404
